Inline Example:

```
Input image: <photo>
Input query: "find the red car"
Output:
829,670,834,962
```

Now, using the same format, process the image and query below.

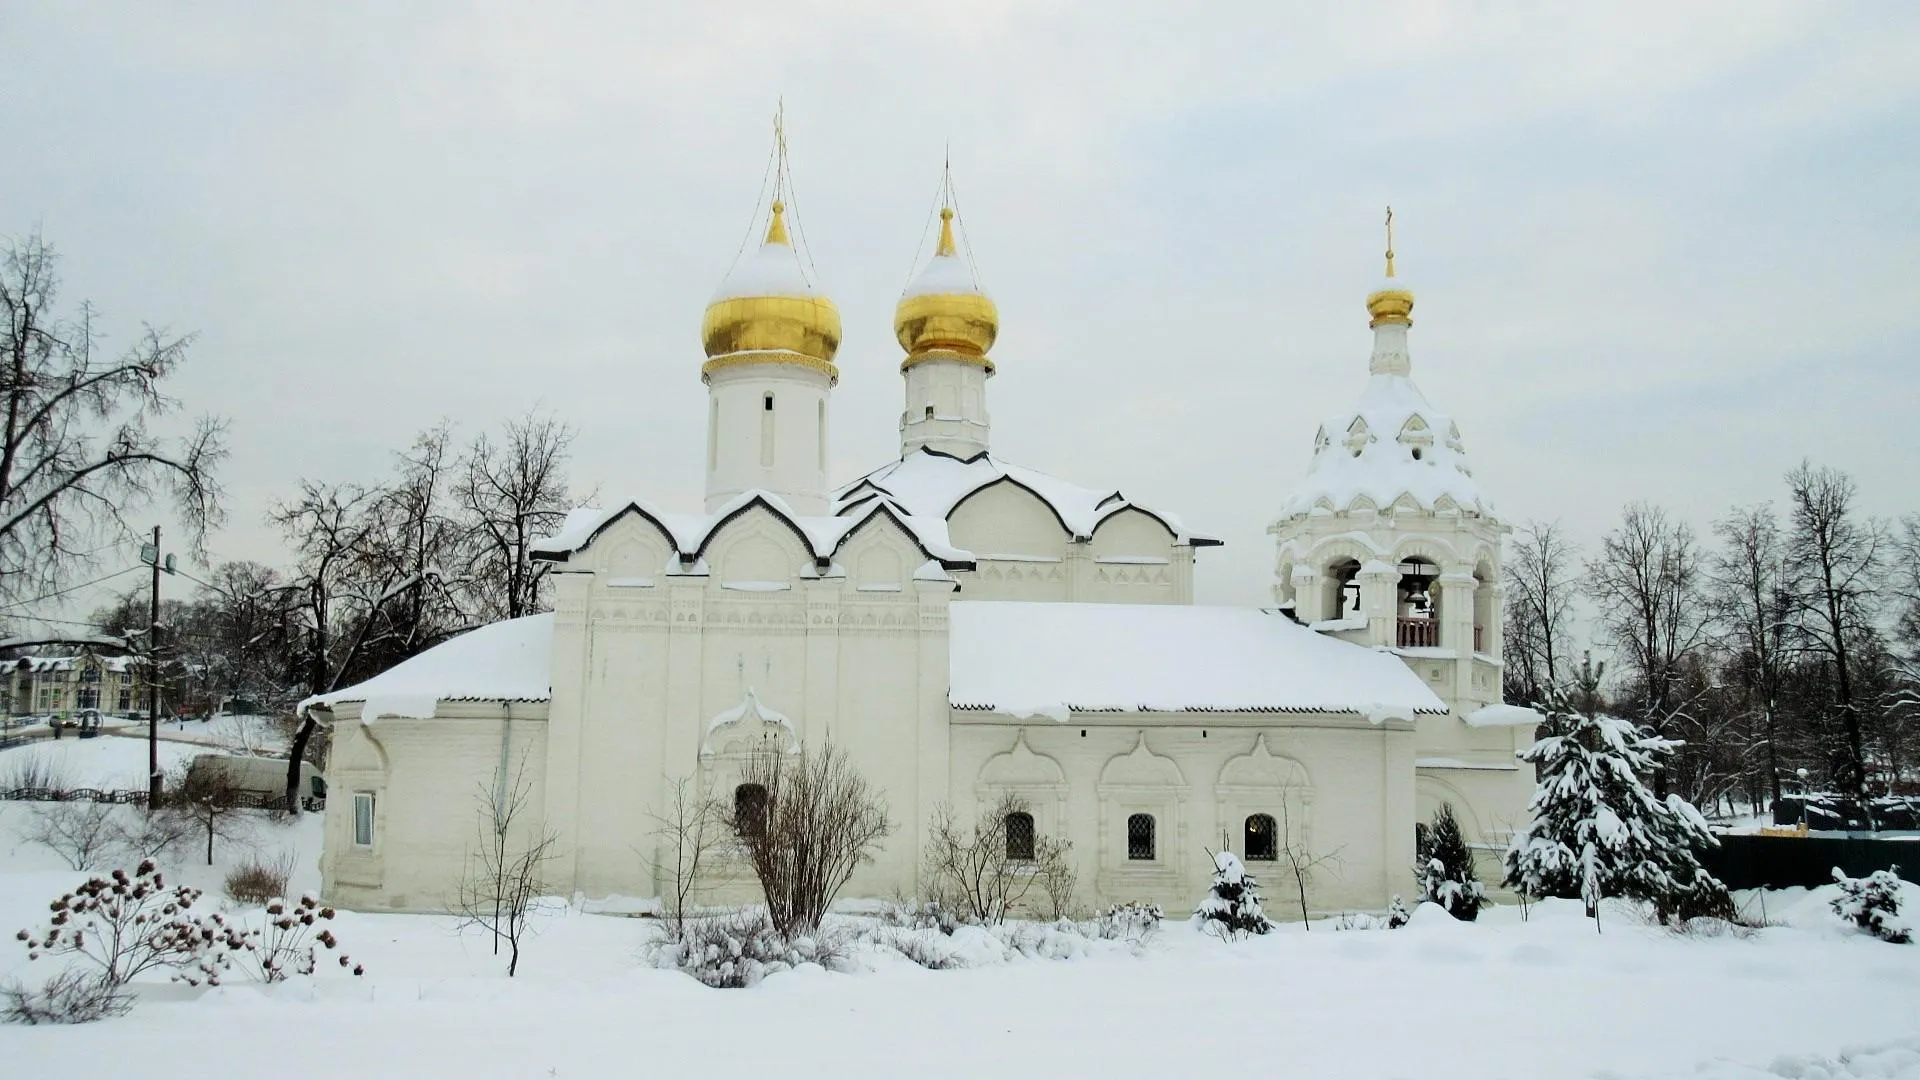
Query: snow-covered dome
1280,374,1490,519
894,207,997,366
1278,255,1491,520
701,200,841,370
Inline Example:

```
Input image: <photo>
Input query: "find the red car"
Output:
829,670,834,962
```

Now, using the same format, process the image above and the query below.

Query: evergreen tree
1503,678,1735,926
1193,851,1272,940
1415,803,1487,921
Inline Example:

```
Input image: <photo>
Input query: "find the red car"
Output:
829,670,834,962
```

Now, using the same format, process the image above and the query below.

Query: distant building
4,652,144,720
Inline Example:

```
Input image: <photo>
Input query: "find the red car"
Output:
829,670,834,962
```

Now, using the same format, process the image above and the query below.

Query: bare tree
457,411,579,622
172,764,244,866
1274,798,1341,929
0,230,227,605
732,743,892,939
646,776,732,942
1784,462,1883,807
1588,503,1711,796
23,802,120,870
1710,504,1796,807
453,755,558,977
271,428,468,813
1504,520,1580,705
922,793,1061,924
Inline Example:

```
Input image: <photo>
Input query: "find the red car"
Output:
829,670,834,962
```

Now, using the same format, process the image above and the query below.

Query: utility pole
141,527,177,812
147,525,162,811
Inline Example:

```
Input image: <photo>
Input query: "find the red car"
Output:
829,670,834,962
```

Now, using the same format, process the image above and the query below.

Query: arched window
733,783,769,839
1244,813,1277,861
1004,811,1036,861
1126,813,1156,861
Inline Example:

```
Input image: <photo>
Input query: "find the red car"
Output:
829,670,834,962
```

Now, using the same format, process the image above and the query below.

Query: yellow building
4,652,144,721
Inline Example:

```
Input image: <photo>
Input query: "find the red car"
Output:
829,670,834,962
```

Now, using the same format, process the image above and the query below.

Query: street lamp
1795,767,1810,832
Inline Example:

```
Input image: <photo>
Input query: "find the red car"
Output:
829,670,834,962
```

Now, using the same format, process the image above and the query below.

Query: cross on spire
1384,205,1397,279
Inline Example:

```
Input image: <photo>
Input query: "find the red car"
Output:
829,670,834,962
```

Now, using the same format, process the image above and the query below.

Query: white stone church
305,163,1536,918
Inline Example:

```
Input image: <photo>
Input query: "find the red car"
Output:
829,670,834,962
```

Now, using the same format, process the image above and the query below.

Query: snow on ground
0,732,205,789
1,742,1918,1078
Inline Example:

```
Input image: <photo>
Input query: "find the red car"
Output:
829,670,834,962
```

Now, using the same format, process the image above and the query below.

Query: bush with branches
453,757,558,977
922,794,1074,924
732,743,891,939
668,909,851,988
23,802,122,871
14,860,223,987
224,893,362,982
224,851,295,907
1,967,133,1025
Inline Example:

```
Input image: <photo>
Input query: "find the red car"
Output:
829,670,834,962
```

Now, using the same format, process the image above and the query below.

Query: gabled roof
529,488,974,570
832,449,1219,546
948,601,1446,717
299,614,555,720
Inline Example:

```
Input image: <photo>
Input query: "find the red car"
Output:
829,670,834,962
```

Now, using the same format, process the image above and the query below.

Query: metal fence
0,786,317,812
1701,833,1914,891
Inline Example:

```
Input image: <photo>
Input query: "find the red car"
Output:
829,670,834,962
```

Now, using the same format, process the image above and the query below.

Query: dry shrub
224,851,295,906
1,968,132,1025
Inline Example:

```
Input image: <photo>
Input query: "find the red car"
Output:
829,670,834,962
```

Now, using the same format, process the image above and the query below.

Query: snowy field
0,732,206,789
1,742,1917,1079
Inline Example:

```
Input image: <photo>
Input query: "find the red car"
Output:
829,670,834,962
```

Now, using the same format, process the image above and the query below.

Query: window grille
734,783,770,839
1126,813,1156,861
1244,813,1278,861
1004,811,1036,861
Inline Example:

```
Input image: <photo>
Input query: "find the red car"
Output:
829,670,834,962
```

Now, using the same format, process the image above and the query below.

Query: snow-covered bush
1415,803,1486,921
1386,895,1412,929
1,968,132,1025
879,896,959,936
1093,901,1163,942
668,909,851,988
15,860,225,987
223,893,363,982
1193,851,1272,940
1830,867,1911,944
1330,911,1387,931
876,928,966,970
1502,687,1734,926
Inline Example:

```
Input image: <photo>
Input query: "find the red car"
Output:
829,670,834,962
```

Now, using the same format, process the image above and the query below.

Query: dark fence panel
1703,833,1915,891
0,787,320,812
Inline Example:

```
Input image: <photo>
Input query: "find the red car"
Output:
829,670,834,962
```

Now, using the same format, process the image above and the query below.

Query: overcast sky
4,2,1917,626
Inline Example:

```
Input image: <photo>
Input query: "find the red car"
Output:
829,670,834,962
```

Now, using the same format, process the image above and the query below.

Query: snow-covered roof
530,489,973,570
1464,703,1542,728
11,654,135,674
1279,374,1492,519
299,614,554,720
948,602,1446,717
711,238,822,303
834,450,1219,546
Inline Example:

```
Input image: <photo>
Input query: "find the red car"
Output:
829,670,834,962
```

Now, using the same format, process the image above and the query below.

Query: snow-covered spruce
1502,686,1734,926
1386,894,1412,929
1415,803,1486,921
1830,867,1911,944
1193,851,1272,940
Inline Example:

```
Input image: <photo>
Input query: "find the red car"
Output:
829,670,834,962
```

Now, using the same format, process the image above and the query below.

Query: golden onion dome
1367,205,1413,328
701,200,841,379
894,208,998,371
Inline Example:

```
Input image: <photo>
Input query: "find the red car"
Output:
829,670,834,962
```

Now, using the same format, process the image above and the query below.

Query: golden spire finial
765,200,790,246
1384,205,1396,279
936,207,956,257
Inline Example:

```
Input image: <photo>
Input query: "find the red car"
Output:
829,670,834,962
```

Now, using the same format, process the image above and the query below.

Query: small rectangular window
352,792,376,848
764,393,775,411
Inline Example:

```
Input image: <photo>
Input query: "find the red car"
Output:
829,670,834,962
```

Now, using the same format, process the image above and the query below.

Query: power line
0,565,143,612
